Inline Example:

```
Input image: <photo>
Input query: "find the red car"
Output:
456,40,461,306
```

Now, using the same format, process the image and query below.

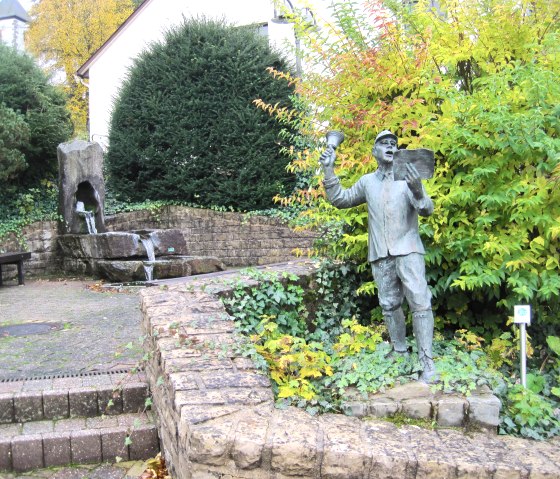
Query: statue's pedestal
341,382,501,432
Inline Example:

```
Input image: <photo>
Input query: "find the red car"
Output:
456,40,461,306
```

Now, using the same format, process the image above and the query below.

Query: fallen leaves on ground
140,453,171,479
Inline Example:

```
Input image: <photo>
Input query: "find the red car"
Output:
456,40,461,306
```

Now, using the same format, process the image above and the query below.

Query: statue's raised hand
319,145,336,170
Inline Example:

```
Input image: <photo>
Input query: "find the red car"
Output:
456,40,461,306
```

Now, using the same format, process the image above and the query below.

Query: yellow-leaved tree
26,0,135,136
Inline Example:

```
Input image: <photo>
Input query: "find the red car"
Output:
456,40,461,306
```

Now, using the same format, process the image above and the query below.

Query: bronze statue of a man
320,130,437,382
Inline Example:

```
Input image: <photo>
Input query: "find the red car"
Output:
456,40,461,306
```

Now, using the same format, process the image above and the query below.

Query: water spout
141,237,156,281
76,201,97,234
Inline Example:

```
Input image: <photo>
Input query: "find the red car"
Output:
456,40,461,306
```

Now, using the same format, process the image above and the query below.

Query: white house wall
0,17,26,51
87,0,297,147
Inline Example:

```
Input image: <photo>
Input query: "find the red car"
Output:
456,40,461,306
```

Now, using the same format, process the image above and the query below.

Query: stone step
0,373,149,424
0,411,159,472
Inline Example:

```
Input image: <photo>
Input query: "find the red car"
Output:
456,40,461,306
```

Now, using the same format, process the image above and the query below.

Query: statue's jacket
324,169,433,263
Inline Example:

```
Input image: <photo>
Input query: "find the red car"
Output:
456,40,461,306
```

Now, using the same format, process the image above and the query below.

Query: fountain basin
95,256,226,282
57,229,224,281
61,255,225,282
58,229,187,259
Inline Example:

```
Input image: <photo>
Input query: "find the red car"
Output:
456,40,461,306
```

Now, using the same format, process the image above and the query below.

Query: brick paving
0,460,147,479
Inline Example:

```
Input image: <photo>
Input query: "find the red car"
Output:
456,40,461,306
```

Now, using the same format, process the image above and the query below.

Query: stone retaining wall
0,221,60,277
106,206,316,267
0,206,316,280
140,262,560,479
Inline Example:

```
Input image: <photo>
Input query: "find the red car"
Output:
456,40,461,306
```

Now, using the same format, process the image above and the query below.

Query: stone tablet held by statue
393,148,435,181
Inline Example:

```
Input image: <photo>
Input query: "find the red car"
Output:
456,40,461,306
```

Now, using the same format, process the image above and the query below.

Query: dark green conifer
107,18,296,210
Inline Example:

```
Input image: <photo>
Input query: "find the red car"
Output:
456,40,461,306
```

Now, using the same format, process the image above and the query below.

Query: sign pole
520,322,527,388
514,305,531,389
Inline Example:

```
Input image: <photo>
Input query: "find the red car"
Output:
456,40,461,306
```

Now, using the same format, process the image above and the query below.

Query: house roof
77,0,153,79
0,0,31,22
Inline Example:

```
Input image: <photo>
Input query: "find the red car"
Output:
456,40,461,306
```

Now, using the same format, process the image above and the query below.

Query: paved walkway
0,279,143,380
0,460,146,479
0,279,148,478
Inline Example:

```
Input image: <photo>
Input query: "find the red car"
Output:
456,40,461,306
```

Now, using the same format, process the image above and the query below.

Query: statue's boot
383,307,408,355
412,310,438,383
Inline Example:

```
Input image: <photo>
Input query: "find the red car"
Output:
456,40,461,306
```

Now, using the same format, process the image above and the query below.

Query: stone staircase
0,371,159,473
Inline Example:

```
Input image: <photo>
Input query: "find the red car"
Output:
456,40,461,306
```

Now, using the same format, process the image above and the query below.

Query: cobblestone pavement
0,460,147,479
0,279,143,380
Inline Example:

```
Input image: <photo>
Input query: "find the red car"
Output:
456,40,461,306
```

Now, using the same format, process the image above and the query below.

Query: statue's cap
375,130,398,144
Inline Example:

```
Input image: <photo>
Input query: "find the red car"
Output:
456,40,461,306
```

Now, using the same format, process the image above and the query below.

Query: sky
20,0,34,12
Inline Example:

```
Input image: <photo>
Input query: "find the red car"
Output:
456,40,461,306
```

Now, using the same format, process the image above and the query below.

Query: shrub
0,44,72,189
261,0,560,340
107,18,296,210
0,103,29,182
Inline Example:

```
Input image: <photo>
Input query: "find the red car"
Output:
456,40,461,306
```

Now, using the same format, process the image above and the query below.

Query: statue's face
373,138,398,165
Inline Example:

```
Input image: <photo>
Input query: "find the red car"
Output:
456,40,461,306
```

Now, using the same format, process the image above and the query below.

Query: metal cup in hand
325,130,345,149
318,131,345,175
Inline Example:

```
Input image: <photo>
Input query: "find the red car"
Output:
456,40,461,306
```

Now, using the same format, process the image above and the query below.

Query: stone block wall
105,206,317,267
140,262,560,479
0,206,317,281
0,221,60,278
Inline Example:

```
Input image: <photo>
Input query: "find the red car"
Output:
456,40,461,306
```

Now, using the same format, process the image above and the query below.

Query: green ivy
222,269,308,337
0,179,60,248
222,263,560,439
500,385,560,440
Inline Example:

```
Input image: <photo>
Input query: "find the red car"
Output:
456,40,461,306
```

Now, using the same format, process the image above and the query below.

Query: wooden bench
0,252,32,286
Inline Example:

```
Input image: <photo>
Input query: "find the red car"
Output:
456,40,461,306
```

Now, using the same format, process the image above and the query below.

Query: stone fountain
56,140,225,282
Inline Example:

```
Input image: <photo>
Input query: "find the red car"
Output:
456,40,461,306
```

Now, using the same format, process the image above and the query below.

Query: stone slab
0,393,14,424
12,434,43,472
101,427,130,462
43,432,72,467
129,425,159,460
97,389,123,416
13,392,43,423
467,393,501,428
69,388,98,417
71,430,102,464
122,382,148,413
0,436,12,471
42,390,69,420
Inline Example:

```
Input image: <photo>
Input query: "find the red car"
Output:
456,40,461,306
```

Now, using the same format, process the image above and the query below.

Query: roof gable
0,0,31,22
77,0,154,78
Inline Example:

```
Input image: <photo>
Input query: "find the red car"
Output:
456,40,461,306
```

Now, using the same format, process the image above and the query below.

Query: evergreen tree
107,18,296,210
0,44,72,189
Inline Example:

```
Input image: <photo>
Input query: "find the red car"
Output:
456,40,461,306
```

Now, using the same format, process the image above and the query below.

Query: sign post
513,305,531,388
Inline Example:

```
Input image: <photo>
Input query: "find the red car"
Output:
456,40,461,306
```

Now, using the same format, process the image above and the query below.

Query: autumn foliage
264,0,560,337
26,0,135,135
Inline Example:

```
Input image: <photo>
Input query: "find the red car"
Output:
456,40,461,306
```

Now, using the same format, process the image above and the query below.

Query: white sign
514,305,531,325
